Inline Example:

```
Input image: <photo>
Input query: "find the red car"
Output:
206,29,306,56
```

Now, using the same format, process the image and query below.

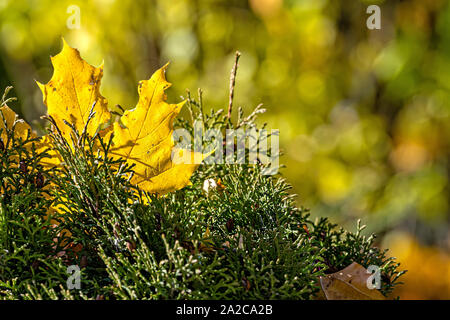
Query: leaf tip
36,80,44,92
61,36,69,49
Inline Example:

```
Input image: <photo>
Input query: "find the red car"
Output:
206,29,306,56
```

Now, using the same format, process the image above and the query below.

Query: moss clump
0,88,404,300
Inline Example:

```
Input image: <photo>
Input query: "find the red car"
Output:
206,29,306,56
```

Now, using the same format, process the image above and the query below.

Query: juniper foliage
0,87,404,300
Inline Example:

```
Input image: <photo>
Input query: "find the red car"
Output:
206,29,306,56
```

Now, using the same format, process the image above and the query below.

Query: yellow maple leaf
0,105,59,172
110,64,200,194
38,39,201,195
37,39,110,142
0,105,37,174
0,105,32,144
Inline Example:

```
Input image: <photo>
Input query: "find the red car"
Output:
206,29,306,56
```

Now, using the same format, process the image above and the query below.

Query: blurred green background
0,0,449,298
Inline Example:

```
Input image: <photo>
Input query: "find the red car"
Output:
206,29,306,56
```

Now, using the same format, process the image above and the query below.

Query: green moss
0,88,404,300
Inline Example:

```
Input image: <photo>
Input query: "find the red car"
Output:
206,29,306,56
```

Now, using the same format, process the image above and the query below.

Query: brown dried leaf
318,262,386,300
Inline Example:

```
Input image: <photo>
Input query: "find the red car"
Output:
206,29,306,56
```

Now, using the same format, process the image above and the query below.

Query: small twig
185,89,195,124
227,51,241,121
237,103,265,129
198,88,205,125
1,86,17,107
79,101,97,146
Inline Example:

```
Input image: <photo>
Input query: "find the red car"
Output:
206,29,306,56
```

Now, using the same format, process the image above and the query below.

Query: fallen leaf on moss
317,262,386,300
